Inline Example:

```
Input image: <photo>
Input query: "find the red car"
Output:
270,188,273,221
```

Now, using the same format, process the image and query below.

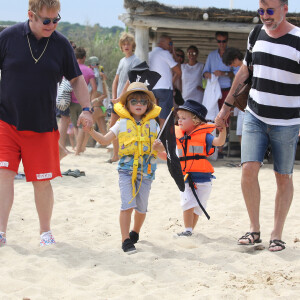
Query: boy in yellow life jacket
89,82,165,254
157,100,226,236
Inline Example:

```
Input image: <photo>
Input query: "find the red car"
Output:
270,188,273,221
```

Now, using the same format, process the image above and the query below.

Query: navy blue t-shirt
0,21,81,132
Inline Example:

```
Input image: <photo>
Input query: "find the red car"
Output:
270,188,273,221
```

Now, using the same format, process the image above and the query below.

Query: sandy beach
0,147,299,299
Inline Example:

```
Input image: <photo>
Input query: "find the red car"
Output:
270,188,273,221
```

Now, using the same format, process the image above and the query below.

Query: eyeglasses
128,99,148,106
31,11,61,25
257,8,277,15
217,40,227,44
187,52,197,56
176,54,184,58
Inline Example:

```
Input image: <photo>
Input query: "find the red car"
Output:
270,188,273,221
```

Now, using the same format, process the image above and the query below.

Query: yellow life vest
114,102,161,200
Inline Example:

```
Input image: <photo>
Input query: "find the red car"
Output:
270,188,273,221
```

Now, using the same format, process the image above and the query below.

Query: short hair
222,47,244,66
158,34,171,43
119,32,136,52
178,109,203,125
125,92,154,116
215,31,228,39
28,0,60,13
75,47,86,59
187,45,199,55
280,0,288,4
175,48,185,61
69,40,76,50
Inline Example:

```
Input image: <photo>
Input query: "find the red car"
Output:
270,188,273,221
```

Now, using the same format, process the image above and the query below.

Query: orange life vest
175,124,216,175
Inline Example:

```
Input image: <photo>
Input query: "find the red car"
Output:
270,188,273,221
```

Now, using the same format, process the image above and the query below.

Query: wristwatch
225,72,229,76
82,107,93,113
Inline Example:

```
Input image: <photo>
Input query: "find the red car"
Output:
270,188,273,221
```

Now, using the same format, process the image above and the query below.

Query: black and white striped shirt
244,25,300,126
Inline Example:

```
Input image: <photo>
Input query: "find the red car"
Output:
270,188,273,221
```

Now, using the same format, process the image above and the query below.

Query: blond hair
119,32,136,52
178,109,203,126
29,0,60,13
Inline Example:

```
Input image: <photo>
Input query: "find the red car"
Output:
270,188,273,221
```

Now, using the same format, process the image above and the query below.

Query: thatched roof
124,0,300,26
0,25,8,32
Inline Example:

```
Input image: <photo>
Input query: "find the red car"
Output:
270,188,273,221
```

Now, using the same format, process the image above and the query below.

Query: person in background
109,32,141,163
149,35,181,126
203,31,238,110
87,56,108,136
181,45,205,104
222,47,244,143
69,47,97,156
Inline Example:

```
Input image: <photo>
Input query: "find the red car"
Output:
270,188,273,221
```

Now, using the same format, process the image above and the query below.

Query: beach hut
120,0,300,63
119,0,300,158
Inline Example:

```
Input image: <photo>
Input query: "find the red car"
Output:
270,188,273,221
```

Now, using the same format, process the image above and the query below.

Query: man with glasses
203,31,238,111
149,35,181,126
0,0,93,247
215,0,300,252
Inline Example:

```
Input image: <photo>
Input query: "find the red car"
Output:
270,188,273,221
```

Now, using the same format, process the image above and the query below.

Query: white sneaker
177,231,192,237
40,231,56,246
0,232,6,247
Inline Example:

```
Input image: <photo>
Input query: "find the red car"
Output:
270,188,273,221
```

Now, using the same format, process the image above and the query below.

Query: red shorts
0,120,61,182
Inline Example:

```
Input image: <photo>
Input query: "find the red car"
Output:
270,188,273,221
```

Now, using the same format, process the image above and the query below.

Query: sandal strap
269,239,286,246
238,232,261,244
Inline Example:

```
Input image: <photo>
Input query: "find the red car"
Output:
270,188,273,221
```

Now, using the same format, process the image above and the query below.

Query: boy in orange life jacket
157,100,226,236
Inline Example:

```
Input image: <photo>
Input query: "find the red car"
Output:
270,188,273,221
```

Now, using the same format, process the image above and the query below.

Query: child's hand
153,139,165,152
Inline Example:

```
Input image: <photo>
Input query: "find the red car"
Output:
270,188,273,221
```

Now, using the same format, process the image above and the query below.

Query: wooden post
134,26,149,63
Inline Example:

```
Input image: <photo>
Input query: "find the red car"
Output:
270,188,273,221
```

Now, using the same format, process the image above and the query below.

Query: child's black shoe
129,231,139,244
122,238,137,254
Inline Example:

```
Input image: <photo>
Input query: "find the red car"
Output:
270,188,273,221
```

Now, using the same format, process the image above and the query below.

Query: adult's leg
240,161,261,244
239,112,268,244
58,115,70,148
32,180,54,234
268,172,293,251
268,123,299,251
120,208,133,242
0,169,16,233
75,128,87,155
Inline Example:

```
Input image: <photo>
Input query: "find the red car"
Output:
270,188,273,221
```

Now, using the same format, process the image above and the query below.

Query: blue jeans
153,89,173,119
241,111,299,174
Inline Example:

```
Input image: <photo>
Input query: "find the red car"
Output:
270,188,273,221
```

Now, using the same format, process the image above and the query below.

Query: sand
0,147,299,299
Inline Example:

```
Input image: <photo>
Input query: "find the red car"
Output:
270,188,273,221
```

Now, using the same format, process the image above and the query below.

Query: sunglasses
257,8,276,15
169,41,173,46
187,52,197,56
217,40,227,44
128,99,148,106
176,54,184,58
31,11,61,25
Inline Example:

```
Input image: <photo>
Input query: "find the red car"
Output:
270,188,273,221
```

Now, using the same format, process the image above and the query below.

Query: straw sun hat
118,82,157,105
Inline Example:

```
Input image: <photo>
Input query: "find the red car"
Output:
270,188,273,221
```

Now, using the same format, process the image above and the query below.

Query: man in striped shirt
216,0,300,252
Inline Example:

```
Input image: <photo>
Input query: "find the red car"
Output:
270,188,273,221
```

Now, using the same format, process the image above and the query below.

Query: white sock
185,228,192,233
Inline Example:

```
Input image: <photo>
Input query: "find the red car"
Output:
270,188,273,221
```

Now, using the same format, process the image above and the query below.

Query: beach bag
232,24,262,112
56,78,72,111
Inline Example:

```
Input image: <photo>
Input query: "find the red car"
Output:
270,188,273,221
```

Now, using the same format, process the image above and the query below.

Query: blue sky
1,0,300,28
